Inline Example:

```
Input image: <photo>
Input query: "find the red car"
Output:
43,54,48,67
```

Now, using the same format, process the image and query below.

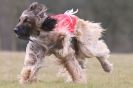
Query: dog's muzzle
14,26,31,40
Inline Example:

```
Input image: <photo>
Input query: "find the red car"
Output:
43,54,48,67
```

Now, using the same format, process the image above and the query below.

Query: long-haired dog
14,2,113,84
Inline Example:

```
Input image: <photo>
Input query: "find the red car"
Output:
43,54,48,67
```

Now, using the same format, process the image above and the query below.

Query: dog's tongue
52,14,77,33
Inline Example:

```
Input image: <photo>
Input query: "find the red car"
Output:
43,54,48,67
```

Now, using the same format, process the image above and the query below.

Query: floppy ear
41,16,57,31
28,2,39,11
28,2,47,15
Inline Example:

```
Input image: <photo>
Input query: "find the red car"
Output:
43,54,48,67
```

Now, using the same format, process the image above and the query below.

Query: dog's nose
14,28,19,34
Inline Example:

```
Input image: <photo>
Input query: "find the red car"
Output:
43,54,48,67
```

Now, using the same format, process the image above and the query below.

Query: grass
0,52,133,88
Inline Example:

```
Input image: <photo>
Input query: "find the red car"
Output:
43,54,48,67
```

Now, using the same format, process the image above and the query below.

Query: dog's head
14,2,48,40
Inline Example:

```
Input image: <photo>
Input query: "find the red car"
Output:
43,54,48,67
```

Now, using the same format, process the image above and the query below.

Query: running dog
14,2,113,84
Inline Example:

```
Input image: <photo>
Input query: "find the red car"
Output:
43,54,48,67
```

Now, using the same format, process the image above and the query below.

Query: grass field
0,52,133,88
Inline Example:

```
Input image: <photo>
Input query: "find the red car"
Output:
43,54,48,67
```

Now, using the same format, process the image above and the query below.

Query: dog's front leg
19,41,45,84
58,34,71,57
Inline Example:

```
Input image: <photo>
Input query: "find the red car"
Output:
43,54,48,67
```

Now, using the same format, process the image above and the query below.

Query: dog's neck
30,31,64,47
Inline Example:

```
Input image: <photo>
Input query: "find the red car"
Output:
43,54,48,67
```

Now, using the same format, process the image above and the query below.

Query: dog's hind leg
97,56,113,72
77,39,113,72
76,54,86,69
94,40,113,72
19,41,45,84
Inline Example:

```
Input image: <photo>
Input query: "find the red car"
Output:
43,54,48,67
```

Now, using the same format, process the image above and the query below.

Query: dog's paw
102,63,113,72
19,78,29,84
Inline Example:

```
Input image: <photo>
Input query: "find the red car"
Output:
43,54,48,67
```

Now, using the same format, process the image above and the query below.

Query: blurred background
0,0,133,53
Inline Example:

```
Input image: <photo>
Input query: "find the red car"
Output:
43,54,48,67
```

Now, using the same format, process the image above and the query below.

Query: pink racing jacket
51,9,78,33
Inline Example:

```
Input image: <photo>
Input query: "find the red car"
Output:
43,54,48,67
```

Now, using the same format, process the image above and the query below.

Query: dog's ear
29,2,39,11
41,16,57,31
28,2,47,15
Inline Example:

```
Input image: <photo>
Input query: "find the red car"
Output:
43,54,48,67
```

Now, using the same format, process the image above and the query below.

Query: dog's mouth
14,26,31,40
16,35,30,40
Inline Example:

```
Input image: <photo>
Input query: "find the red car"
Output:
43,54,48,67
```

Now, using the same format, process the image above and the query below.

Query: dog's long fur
14,2,113,84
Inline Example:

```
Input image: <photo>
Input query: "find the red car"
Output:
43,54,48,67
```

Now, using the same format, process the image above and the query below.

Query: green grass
0,52,133,88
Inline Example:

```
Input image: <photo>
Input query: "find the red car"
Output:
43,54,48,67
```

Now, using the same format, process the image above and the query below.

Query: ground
0,52,133,88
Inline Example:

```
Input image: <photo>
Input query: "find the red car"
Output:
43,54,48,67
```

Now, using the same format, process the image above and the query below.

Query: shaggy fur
14,2,113,84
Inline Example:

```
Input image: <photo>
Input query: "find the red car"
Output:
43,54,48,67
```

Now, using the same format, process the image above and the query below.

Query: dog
14,2,113,84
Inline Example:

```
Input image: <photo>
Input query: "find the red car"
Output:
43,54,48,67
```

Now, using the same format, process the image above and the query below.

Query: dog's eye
27,19,32,23
24,18,31,23
24,18,28,22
